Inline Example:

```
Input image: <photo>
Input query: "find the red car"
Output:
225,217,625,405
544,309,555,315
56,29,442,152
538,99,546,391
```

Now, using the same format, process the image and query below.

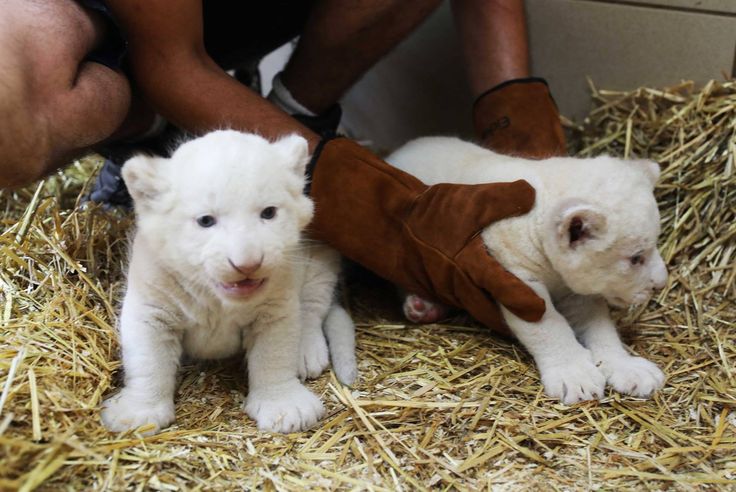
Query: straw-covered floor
1,80,734,491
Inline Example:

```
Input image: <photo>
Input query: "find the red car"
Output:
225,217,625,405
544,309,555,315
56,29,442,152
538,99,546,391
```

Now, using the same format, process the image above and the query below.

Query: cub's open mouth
219,278,266,297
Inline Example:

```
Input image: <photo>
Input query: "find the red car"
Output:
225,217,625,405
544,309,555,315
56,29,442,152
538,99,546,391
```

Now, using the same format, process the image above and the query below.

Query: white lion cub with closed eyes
101,130,356,435
388,137,668,405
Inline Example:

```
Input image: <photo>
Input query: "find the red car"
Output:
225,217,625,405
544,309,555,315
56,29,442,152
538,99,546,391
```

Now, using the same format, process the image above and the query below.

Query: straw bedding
0,80,734,490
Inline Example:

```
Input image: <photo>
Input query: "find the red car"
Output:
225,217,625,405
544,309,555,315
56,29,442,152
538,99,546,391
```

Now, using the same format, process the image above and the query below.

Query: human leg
280,0,443,115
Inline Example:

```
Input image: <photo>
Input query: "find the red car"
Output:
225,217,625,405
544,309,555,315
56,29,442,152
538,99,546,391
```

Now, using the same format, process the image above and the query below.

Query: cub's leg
323,303,358,386
101,292,181,435
501,280,606,405
297,245,340,380
402,292,450,324
559,295,665,398
244,297,324,433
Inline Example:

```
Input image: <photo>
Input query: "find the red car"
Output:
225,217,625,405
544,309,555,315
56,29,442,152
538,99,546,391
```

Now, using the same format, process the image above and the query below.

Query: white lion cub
101,130,357,434
388,137,668,405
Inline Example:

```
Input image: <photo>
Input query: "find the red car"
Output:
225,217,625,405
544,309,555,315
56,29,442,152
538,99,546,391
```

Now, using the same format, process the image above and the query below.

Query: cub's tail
324,303,358,386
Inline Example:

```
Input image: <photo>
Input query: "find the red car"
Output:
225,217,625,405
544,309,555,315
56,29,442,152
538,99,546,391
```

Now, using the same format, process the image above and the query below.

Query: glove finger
452,271,511,335
458,238,546,322
471,180,536,228
431,180,535,232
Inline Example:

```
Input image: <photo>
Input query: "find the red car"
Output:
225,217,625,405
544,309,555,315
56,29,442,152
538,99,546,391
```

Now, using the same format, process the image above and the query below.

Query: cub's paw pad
541,353,606,405
402,294,449,324
298,329,329,381
599,356,665,398
101,389,175,435
245,381,324,433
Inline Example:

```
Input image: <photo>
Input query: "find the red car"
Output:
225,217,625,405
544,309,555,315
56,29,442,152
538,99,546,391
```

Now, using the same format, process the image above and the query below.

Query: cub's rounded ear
630,159,661,187
295,195,315,230
121,154,168,205
276,134,310,176
555,201,608,249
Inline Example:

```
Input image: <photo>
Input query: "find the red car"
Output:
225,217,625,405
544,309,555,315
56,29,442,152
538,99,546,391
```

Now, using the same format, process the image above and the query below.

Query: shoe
88,157,132,209
87,123,183,209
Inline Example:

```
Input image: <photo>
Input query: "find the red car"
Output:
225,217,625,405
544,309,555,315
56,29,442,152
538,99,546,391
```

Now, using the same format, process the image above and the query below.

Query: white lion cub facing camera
101,131,357,434
388,137,668,405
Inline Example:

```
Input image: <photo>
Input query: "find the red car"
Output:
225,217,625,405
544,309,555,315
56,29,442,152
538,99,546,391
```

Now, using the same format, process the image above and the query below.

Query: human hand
308,138,545,332
473,78,567,159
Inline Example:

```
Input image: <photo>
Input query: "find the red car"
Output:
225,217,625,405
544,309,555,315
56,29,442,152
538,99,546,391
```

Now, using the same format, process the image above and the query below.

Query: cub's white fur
101,130,357,435
387,137,668,405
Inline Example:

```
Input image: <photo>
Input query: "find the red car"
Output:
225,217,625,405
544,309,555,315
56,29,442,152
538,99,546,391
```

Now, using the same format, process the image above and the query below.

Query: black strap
472,77,550,109
297,104,343,195
293,104,342,139
303,135,339,195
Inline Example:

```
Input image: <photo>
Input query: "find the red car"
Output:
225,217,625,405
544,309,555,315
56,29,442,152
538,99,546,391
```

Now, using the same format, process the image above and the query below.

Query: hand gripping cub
308,137,545,333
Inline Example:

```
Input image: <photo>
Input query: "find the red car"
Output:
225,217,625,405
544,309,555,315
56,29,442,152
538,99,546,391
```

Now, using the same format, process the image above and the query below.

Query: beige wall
336,1,736,151
599,0,735,13
527,0,736,120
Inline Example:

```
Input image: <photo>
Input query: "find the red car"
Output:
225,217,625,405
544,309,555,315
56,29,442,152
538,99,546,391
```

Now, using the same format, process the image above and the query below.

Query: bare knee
0,143,51,189
0,73,51,188
0,11,49,187
0,0,130,188
8,0,100,62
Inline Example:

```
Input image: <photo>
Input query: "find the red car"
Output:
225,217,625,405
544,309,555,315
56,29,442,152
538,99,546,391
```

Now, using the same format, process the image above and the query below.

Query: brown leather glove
473,78,566,159
307,137,545,333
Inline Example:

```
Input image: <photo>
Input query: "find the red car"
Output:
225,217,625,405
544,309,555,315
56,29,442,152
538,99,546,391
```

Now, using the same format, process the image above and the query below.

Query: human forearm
451,0,529,97
132,54,319,149
108,0,318,149
453,0,565,157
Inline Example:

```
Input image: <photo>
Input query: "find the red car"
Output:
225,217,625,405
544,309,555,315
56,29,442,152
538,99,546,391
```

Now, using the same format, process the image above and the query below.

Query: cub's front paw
402,294,449,324
244,381,324,433
598,355,665,398
540,351,606,405
298,328,329,381
101,388,175,435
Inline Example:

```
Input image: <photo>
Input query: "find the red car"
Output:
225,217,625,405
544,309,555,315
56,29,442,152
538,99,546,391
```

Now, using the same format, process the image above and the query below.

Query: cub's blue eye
196,215,216,228
630,254,645,266
260,207,277,220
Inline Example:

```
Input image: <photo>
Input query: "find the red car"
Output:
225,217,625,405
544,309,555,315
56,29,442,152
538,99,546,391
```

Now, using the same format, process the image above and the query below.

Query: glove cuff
304,135,335,194
307,137,428,290
293,104,342,140
473,77,567,159
473,77,551,108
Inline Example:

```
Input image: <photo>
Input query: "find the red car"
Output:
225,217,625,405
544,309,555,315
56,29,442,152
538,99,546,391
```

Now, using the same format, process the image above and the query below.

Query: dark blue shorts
77,1,314,71
78,0,127,69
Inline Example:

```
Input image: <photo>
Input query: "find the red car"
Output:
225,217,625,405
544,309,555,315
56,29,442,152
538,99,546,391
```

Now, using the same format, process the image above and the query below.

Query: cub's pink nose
228,258,262,276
